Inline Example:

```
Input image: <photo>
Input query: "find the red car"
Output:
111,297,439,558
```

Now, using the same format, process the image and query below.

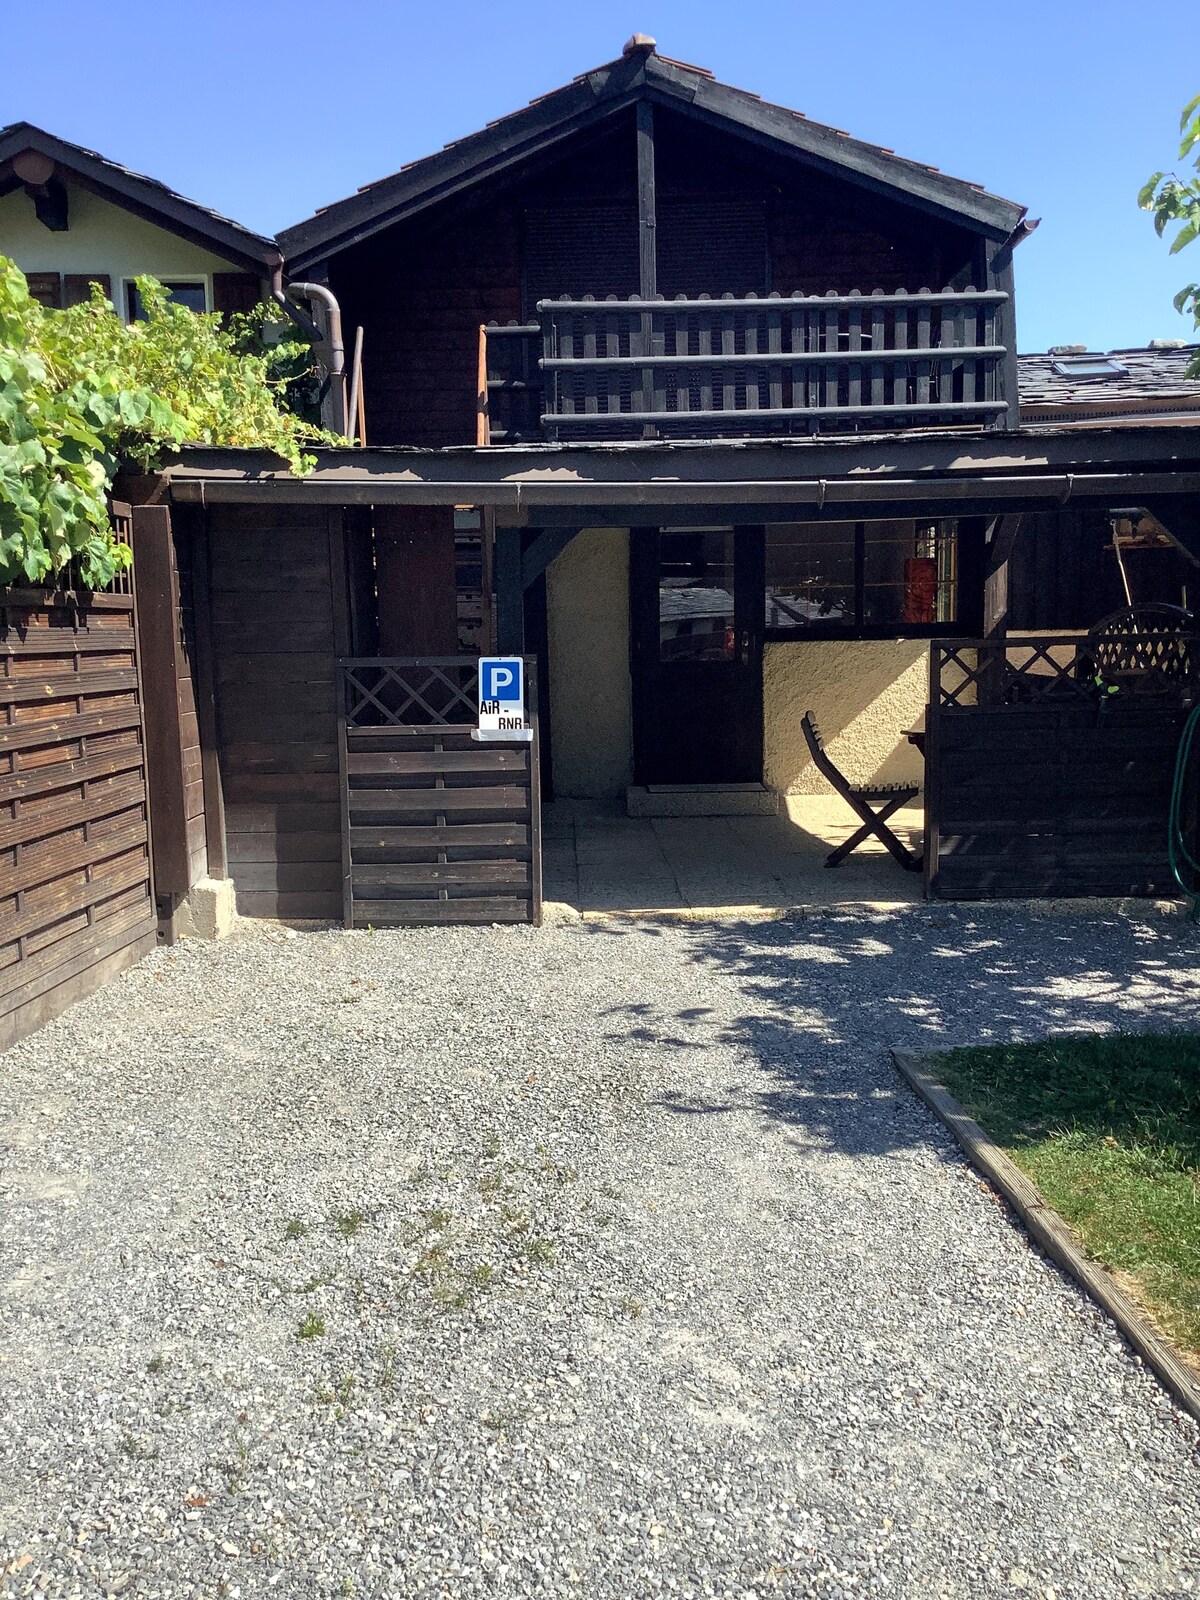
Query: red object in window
903,557,937,624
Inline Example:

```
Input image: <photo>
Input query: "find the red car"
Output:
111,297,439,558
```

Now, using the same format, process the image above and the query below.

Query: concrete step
626,783,782,818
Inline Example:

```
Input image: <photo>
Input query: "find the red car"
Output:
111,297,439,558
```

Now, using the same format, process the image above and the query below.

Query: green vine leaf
0,260,334,590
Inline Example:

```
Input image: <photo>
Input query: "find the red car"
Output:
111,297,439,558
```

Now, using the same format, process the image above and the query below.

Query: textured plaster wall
764,639,929,794
546,528,633,799
0,182,240,312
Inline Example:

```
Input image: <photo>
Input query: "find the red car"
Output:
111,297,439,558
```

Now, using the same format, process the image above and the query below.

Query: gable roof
0,123,281,274
279,42,1027,271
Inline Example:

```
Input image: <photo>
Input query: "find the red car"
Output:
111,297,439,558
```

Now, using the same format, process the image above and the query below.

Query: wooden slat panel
0,667,138,705
350,896,531,925
1,587,153,1026
346,748,529,775
346,786,529,814
353,861,531,890
349,823,530,849
0,704,141,753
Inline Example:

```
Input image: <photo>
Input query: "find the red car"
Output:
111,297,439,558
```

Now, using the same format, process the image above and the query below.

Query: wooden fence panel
926,633,1194,899
339,658,542,927
0,583,156,1049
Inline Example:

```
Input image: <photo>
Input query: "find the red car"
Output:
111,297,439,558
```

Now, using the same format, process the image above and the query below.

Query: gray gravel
2,905,1200,1600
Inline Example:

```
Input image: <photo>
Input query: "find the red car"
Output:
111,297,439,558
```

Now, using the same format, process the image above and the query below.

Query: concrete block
176,877,237,940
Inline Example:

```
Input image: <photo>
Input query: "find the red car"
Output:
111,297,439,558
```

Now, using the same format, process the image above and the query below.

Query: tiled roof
1018,344,1200,410
0,122,279,269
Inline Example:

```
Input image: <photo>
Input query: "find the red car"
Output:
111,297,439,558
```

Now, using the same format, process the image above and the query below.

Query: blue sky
8,0,1197,352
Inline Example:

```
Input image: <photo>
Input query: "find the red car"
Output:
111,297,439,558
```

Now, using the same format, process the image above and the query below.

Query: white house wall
0,180,242,312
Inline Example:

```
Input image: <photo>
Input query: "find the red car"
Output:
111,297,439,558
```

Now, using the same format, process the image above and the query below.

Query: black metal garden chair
801,711,922,871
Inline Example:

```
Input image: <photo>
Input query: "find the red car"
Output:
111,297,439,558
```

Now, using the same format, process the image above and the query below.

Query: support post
636,100,658,435
131,504,190,934
986,240,1021,431
494,525,525,653
188,508,228,882
980,513,1024,703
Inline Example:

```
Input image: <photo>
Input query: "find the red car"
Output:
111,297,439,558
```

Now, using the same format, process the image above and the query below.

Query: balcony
479,288,1014,444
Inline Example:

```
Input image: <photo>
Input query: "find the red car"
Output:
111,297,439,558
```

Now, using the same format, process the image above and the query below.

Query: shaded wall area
546,529,633,799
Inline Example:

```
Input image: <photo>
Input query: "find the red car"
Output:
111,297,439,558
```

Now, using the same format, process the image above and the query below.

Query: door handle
739,629,752,666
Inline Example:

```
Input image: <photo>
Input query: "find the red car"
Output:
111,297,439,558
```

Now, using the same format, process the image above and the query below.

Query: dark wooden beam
494,526,525,653
1142,495,1200,568
981,512,1024,704
636,100,657,300
131,505,190,919
187,509,228,881
520,527,580,589
983,512,1025,637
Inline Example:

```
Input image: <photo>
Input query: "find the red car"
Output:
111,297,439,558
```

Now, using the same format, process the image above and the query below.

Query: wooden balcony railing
479,287,1015,443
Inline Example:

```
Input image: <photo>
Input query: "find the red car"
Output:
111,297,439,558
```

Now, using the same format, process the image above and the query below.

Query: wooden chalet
7,37,1200,1041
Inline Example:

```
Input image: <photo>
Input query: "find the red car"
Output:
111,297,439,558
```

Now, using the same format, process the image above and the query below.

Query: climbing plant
1139,93,1200,375
0,259,326,591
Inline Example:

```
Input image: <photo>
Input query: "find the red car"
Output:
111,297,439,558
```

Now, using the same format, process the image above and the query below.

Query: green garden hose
1168,700,1200,919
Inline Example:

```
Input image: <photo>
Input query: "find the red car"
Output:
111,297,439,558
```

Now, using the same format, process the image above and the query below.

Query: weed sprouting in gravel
118,1433,159,1461
522,1237,556,1266
297,1313,326,1340
284,1218,309,1241
334,1209,366,1239
619,1296,645,1318
145,1354,170,1374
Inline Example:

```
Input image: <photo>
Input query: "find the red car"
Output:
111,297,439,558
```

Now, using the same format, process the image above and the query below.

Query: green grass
931,1032,1200,1363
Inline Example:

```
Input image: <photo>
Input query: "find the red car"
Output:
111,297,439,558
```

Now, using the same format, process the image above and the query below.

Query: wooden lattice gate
337,657,542,927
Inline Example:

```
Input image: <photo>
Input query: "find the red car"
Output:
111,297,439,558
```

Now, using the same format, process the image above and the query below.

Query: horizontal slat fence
1,530,156,1048
926,634,1198,900
339,658,541,926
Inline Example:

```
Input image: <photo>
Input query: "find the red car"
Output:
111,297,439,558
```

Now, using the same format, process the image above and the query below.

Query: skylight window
1050,356,1127,378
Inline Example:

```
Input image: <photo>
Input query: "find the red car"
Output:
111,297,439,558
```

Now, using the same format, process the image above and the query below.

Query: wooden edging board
891,1048,1200,1426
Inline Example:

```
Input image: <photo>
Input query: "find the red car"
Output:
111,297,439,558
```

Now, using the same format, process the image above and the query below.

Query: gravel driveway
2,906,1200,1600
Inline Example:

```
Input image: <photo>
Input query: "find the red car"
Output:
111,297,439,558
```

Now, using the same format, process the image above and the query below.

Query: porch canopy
160,424,1200,652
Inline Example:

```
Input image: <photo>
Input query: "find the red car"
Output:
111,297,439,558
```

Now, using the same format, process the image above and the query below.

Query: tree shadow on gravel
596,908,1200,1158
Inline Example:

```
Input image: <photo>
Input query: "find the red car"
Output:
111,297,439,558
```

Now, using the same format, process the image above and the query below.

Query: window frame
762,518,964,643
122,274,211,322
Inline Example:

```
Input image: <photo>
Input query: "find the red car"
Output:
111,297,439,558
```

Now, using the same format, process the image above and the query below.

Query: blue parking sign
475,656,532,742
481,657,521,703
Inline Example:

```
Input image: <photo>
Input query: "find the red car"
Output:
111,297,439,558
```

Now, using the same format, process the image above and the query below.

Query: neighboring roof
1018,344,1200,425
0,122,281,273
279,41,1027,270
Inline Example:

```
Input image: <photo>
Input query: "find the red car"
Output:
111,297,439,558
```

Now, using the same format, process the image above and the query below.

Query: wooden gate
1,512,157,1049
337,657,541,927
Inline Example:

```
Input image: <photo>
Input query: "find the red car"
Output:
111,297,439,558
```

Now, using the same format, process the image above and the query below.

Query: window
1049,357,1127,378
766,520,958,635
658,529,736,662
125,279,208,321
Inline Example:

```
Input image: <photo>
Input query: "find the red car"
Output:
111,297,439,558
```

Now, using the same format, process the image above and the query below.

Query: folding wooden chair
801,711,922,871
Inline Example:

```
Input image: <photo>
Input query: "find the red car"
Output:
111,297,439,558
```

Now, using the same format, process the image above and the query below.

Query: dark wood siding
1,587,156,1049
205,505,348,920
1009,510,1198,631
332,105,986,447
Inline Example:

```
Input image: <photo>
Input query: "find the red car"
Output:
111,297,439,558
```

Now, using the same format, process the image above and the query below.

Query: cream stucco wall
0,180,243,314
546,528,633,799
764,639,929,794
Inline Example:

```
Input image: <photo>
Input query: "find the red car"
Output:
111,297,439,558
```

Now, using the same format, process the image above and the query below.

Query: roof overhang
279,50,1026,272
158,426,1200,527
0,123,281,274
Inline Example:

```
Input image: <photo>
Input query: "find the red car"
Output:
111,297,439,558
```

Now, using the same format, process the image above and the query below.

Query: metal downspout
270,264,349,438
